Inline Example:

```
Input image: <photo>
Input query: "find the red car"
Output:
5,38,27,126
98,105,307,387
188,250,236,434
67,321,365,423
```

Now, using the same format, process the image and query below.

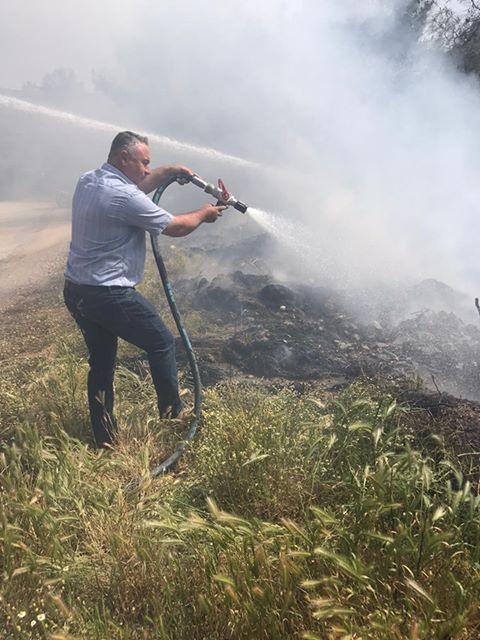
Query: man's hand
200,203,227,223
168,165,194,185
162,203,227,237
139,165,195,194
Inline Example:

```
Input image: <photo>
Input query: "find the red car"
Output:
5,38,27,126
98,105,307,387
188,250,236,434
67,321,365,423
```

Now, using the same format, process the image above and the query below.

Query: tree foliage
408,0,480,74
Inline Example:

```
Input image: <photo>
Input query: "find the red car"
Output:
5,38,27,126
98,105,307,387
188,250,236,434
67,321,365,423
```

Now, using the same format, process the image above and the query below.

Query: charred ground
162,233,480,459
3,228,480,460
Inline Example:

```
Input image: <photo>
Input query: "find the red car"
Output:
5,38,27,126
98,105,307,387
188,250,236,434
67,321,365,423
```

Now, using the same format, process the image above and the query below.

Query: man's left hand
169,165,194,185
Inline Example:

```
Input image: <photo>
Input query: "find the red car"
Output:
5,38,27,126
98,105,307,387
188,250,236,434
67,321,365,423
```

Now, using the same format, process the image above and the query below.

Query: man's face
118,142,151,185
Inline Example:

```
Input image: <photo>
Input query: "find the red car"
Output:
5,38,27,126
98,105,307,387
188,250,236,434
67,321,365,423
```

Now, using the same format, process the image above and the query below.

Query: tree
407,0,480,74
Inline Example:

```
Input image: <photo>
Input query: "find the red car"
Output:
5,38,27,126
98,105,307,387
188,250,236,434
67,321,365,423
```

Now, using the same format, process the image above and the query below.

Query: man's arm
162,204,226,237
138,165,193,195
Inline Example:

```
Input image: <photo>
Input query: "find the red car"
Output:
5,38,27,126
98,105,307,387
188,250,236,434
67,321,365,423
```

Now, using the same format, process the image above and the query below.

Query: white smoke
1,0,480,293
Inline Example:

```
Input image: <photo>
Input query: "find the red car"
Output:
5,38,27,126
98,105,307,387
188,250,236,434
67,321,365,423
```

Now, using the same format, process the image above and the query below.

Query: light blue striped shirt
65,163,173,286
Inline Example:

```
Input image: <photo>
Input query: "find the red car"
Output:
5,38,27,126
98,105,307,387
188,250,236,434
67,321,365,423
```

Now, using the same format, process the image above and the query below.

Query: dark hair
108,131,148,162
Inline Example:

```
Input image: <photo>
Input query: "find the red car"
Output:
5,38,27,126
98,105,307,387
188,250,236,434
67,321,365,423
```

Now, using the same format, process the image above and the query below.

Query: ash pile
173,265,480,401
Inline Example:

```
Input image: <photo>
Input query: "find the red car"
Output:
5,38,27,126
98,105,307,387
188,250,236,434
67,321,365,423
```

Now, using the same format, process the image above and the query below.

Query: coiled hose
148,174,203,477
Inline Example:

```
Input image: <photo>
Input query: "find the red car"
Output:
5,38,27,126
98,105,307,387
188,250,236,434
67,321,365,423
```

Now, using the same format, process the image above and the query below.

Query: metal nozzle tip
234,201,248,214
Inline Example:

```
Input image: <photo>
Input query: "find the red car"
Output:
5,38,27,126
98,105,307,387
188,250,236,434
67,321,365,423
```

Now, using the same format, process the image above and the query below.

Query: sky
0,1,133,89
1,0,480,298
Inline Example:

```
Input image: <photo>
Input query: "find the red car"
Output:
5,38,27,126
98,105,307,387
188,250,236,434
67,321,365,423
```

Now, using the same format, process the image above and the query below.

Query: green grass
1,342,480,639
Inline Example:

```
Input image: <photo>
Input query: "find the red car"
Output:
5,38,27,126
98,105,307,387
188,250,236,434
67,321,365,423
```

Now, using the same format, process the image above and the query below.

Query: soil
0,201,70,311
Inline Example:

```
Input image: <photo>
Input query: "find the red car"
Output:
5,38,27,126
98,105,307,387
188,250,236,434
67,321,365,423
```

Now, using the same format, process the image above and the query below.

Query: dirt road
0,201,70,310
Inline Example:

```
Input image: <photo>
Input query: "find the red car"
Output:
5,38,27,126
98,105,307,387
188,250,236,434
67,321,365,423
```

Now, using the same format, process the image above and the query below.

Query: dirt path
0,201,70,311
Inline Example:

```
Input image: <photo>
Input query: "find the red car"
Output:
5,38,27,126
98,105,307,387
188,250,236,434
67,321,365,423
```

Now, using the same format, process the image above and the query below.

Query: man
64,131,225,448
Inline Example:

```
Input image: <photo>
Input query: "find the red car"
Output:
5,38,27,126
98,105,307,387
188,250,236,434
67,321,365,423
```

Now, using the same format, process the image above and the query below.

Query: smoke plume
1,0,479,297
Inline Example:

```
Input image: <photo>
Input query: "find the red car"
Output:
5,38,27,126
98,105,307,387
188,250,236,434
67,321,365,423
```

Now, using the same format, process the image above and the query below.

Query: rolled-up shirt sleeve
110,190,173,234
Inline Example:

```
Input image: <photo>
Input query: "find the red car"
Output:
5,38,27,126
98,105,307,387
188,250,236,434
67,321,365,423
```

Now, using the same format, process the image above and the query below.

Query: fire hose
146,173,248,478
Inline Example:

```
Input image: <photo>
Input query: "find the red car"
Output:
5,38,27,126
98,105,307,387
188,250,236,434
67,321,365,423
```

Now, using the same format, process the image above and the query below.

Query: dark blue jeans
63,280,181,446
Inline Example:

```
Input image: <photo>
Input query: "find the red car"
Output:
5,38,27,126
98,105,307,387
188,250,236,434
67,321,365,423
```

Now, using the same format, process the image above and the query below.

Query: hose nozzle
189,175,248,213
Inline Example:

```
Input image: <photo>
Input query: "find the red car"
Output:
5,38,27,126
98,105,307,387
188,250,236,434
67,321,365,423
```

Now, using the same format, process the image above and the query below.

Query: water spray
0,94,258,169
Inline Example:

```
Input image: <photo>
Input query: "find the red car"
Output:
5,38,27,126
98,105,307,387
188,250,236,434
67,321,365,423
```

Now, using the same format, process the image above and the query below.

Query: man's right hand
162,203,227,237
201,203,227,223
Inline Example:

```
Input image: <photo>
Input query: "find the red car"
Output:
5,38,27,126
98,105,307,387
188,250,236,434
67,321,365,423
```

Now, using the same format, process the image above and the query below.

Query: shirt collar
102,162,135,185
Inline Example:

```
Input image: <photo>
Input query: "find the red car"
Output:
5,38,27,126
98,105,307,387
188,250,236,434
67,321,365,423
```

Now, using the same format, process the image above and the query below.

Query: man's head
108,131,151,185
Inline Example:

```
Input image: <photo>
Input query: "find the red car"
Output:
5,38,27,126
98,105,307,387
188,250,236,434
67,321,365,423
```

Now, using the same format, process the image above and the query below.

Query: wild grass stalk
1,348,480,638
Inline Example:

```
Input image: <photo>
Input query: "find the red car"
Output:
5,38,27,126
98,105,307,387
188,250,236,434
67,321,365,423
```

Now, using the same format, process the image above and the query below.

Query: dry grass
1,345,480,638
1,253,480,638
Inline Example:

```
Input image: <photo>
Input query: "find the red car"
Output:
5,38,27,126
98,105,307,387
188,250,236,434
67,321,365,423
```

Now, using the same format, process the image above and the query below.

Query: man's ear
119,149,129,165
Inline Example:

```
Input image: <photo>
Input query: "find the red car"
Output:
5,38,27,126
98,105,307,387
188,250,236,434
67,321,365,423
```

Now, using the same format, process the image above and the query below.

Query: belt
64,280,132,291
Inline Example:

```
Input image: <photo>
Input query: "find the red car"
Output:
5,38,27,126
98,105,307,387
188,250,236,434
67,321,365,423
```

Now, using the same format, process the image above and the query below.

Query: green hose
148,175,203,477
